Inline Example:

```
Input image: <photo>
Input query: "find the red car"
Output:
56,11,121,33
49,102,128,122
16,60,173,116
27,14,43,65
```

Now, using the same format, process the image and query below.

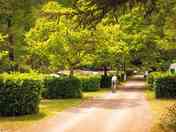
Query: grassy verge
0,88,110,131
83,88,110,98
145,90,176,132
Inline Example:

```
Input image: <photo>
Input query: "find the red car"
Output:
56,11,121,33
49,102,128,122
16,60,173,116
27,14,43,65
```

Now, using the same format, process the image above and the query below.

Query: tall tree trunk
122,55,126,73
103,66,108,76
123,56,127,81
123,60,126,73
69,67,74,77
7,17,15,71
8,34,15,61
8,34,15,71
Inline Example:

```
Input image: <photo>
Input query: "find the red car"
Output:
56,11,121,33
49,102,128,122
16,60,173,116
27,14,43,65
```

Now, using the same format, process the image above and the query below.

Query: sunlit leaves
73,0,156,27
0,33,6,42
26,1,97,72
41,1,74,16
0,50,8,60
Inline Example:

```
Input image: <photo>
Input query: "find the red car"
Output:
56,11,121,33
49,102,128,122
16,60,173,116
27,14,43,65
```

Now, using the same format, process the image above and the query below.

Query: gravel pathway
19,75,152,132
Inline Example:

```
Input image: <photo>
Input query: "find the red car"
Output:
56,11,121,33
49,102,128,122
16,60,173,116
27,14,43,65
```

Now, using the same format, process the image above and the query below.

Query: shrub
159,104,176,132
126,69,134,76
147,72,163,90
0,73,43,116
100,75,112,88
154,74,176,98
117,72,124,82
44,76,82,99
170,69,175,74
79,76,101,92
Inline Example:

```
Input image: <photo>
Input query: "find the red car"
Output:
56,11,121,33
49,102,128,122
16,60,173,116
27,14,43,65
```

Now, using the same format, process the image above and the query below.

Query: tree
0,0,44,71
89,20,131,76
93,24,116,76
26,1,96,76
72,0,156,27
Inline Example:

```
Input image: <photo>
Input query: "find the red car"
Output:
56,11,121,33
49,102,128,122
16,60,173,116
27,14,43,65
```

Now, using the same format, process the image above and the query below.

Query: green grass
83,88,110,98
145,90,176,132
0,88,110,131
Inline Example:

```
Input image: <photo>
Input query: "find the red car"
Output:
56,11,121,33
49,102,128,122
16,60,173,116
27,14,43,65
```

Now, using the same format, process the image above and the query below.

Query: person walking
144,71,149,79
111,75,118,93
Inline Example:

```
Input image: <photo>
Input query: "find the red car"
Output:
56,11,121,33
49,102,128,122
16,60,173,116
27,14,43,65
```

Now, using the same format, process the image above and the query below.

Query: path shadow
66,97,144,113
66,75,146,113
119,87,146,92
81,98,142,109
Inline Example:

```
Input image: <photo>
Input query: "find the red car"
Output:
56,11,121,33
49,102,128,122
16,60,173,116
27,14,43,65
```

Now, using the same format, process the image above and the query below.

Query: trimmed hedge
100,75,112,88
0,73,43,116
147,72,162,89
154,74,176,98
79,76,101,92
44,76,82,99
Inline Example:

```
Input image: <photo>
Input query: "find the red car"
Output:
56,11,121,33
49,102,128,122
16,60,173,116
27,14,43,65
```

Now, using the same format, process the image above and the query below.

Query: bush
159,104,176,132
126,69,134,76
154,74,176,98
0,73,43,116
100,75,112,88
79,76,101,92
170,69,175,74
147,72,162,90
44,76,82,99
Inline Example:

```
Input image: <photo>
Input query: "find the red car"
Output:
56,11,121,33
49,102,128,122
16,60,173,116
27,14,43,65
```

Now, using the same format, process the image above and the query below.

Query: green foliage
118,7,162,69
0,73,43,116
0,0,44,71
44,76,82,99
57,0,72,7
73,0,155,27
170,69,175,74
160,104,176,132
0,0,175,75
153,0,176,50
147,72,163,89
26,1,96,75
0,33,6,42
93,24,129,70
0,34,3,41
79,75,101,92
154,73,176,98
